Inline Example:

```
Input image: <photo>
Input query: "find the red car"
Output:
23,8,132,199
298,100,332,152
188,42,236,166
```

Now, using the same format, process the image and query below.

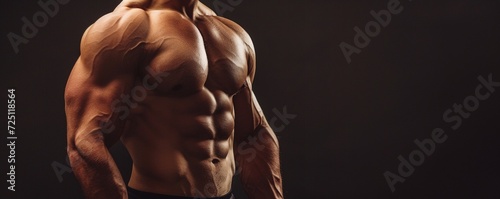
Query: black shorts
127,187,235,199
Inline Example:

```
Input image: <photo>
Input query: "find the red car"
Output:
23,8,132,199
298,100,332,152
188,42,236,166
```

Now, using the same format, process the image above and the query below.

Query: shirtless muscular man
64,0,283,198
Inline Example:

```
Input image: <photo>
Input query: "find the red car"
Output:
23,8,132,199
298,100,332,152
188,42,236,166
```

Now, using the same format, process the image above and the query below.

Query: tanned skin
64,0,283,198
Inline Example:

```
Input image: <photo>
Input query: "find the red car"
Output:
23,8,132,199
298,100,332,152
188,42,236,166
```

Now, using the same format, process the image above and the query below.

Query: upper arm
227,19,266,142
65,9,149,147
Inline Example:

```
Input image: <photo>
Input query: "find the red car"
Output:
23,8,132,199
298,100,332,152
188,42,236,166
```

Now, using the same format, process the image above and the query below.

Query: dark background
2,0,500,198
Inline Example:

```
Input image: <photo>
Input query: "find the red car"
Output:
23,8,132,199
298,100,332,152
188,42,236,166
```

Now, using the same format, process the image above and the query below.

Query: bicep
233,31,260,142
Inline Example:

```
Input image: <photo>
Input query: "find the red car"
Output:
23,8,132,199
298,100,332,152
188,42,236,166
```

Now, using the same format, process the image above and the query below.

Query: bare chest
141,14,249,97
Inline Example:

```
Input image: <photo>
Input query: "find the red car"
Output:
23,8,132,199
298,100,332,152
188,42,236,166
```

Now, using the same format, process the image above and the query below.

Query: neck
150,0,199,19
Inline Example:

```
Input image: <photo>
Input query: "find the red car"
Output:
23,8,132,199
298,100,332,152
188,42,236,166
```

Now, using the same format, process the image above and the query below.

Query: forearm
68,131,127,199
236,126,283,199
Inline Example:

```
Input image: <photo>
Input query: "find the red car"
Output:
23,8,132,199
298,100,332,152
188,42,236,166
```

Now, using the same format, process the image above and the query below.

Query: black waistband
127,187,234,199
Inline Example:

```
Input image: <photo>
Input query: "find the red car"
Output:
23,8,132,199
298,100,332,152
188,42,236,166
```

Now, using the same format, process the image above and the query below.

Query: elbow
68,129,105,163
67,143,81,169
236,126,280,162
256,126,280,149
67,137,82,169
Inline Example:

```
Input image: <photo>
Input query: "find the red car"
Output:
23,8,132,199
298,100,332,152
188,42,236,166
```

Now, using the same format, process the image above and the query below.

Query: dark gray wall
2,0,500,198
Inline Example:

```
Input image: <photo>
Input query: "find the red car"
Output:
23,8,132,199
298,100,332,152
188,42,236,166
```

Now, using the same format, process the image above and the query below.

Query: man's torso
105,2,253,197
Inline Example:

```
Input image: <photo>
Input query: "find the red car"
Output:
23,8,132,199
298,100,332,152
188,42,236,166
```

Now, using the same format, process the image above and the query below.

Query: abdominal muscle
122,87,236,197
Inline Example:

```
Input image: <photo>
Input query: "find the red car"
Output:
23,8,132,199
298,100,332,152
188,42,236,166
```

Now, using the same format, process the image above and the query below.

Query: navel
211,158,221,164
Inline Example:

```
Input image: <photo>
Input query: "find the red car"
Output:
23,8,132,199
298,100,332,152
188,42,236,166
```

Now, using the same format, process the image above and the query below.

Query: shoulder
212,16,255,52
209,16,257,80
80,7,149,64
197,2,217,16
82,8,149,47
